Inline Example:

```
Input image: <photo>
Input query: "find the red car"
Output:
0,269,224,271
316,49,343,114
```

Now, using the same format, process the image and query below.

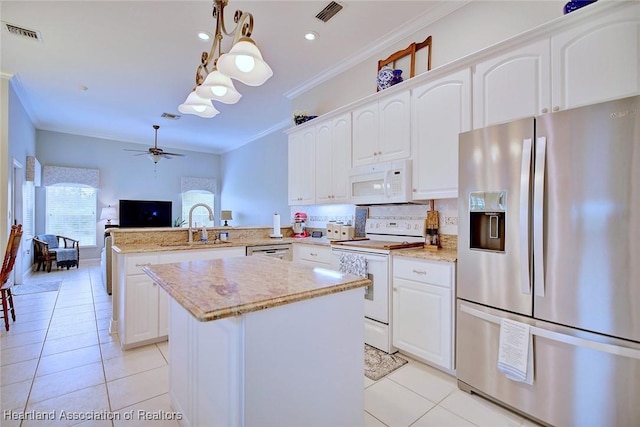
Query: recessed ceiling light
198,31,211,41
304,31,318,41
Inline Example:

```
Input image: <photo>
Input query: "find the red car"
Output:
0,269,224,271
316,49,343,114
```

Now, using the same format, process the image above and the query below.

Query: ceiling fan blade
133,153,150,156
123,148,150,153
161,152,186,157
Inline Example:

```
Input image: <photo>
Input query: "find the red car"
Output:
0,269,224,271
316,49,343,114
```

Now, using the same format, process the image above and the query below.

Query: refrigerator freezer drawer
456,300,640,427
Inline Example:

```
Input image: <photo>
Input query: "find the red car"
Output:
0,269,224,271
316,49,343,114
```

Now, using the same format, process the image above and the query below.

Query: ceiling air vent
3,22,42,42
315,1,343,23
161,112,181,120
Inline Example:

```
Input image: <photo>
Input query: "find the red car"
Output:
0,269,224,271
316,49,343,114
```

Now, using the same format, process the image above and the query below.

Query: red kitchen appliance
292,212,309,238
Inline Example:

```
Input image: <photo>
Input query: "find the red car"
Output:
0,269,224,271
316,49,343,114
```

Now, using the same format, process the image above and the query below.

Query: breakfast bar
142,256,371,427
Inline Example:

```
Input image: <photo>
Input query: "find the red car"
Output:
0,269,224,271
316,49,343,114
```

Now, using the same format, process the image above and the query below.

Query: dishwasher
246,243,292,261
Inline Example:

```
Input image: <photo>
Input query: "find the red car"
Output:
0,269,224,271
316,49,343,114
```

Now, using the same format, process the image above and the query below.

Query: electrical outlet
445,216,458,226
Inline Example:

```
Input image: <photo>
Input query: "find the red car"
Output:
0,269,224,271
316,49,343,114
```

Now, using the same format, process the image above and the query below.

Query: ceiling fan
125,125,186,164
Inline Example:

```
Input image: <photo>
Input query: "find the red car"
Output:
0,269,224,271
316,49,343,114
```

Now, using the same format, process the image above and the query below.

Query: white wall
36,130,221,260
3,77,37,283
220,131,289,226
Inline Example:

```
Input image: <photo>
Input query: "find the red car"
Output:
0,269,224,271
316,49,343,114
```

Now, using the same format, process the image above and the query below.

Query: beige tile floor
1,260,539,427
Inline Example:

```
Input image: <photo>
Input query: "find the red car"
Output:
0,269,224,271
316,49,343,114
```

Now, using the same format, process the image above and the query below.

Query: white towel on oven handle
337,252,368,277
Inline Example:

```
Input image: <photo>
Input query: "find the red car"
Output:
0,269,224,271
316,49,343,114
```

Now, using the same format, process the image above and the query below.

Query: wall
292,1,565,115
220,131,289,227
1,77,37,283
36,130,221,260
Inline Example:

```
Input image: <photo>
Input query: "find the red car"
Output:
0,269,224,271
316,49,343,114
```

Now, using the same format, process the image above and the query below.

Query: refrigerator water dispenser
469,191,506,252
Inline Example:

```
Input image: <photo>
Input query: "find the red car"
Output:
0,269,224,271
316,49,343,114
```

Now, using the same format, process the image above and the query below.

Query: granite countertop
142,256,371,322
112,236,333,254
391,247,458,262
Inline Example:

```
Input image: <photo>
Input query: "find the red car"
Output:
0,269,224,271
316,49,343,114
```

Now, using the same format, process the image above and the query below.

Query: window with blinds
45,185,97,246
22,181,35,239
181,190,215,228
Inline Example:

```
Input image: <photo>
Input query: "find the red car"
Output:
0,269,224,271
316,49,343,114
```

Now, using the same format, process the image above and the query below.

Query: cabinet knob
553,106,560,112
542,108,548,113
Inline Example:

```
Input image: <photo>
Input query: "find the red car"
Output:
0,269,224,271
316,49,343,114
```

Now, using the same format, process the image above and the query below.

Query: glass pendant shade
178,91,220,118
217,38,273,86
195,70,242,104
148,154,163,164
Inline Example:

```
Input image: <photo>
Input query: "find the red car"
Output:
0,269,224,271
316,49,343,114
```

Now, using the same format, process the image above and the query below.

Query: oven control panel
365,218,426,238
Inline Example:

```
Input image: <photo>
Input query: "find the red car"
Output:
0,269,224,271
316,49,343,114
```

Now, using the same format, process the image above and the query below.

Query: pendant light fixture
178,0,273,118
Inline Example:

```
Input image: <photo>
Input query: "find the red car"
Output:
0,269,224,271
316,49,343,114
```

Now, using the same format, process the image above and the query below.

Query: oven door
331,249,389,323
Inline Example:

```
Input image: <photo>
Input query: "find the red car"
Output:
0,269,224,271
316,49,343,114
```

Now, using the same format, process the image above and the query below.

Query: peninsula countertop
142,256,371,322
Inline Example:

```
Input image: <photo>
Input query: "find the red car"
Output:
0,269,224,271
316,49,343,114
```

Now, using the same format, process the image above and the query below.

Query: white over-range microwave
349,159,413,205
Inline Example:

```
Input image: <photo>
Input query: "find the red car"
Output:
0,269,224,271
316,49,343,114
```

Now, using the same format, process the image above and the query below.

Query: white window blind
22,181,35,239
45,185,97,246
181,190,215,228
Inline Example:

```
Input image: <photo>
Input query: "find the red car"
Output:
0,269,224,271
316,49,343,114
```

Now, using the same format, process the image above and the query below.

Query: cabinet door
315,120,333,204
352,103,379,167
411,68,471,200
158,286,169,338
393,278,452,369
330,113,352,203
288,128,315,205
473,39,551,128
378,90,411,163
551,4,640,111
125,274,160,344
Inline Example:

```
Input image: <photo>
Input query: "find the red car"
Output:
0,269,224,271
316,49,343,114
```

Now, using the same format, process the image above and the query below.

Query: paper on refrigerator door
497,318,534,385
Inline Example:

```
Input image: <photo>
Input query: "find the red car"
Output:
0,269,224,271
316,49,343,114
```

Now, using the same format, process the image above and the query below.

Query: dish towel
337,253,368,277
497,318,534,385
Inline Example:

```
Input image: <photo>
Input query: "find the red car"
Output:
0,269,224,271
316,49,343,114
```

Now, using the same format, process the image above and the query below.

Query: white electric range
330,218,426,353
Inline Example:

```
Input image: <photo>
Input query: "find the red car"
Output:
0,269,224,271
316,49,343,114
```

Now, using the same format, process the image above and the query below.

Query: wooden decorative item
377,36,432,91
425,200,440,251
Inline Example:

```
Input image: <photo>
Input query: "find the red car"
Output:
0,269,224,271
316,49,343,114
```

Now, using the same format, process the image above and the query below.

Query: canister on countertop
326,221,336,239
340,225,355,240
333,222,343,239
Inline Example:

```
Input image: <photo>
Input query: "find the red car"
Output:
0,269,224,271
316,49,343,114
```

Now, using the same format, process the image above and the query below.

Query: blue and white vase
377,65,394,91
391,69,403,86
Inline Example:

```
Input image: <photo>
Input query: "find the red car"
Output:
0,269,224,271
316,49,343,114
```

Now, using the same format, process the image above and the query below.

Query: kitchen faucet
188,203,214,243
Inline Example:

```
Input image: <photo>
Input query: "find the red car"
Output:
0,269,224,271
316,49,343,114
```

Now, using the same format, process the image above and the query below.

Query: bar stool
1,224,23,331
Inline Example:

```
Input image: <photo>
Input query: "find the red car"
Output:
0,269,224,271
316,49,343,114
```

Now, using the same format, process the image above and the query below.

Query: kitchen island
143,256,370,427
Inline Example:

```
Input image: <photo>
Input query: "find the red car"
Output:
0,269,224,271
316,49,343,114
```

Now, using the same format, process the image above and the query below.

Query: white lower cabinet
116,246,245,349
392,256,455,371
292,244,331,268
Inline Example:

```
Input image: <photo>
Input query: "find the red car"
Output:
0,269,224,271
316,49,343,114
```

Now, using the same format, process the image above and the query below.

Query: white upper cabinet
288,127,315,205
473,39,551,128
474,3,640,128
315,113,352,204
411,68,471,200
551,4,640,111
352,90,410,167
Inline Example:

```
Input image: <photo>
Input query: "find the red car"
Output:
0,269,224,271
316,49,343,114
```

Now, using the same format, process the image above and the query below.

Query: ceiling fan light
217,38,273,86
178,91,220,118
194,70,242,104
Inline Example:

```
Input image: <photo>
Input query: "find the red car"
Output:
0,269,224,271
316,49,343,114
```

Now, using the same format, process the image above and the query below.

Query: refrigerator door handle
519,138,533,295
534,137,547,297
460,303,640,360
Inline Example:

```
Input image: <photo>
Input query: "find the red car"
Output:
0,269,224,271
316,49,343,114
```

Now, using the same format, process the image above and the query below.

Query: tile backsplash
289,199,459,236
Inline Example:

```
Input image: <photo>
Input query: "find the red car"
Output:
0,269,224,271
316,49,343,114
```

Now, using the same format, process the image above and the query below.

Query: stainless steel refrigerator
456,95,640,426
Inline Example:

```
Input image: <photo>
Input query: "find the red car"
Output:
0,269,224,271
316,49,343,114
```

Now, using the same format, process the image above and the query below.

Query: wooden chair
377,35,432,91
33,234,80,272
1,224,23,331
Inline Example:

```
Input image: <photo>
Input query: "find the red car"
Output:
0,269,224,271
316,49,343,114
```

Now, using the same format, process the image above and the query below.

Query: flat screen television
119,200,172,228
